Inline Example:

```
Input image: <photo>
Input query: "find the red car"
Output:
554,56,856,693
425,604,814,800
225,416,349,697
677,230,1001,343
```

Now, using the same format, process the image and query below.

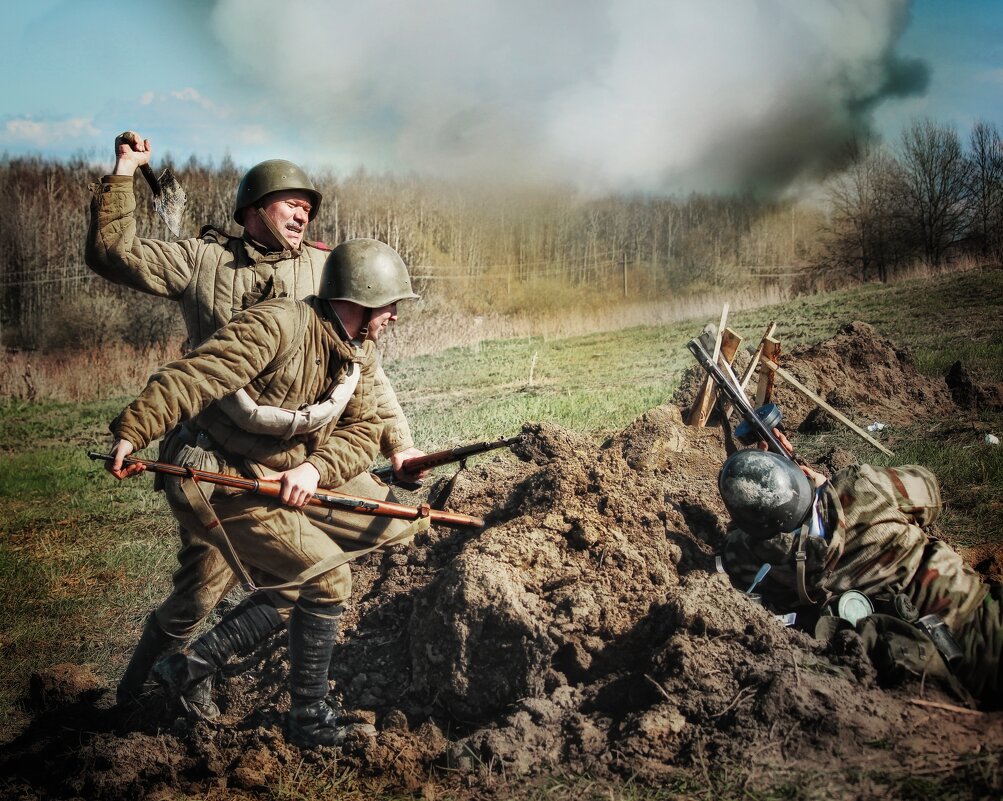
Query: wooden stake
686,305,729,426
760,358,895,456
689,327,743,427
739,321,777,392
755,337,781,407
908,698,982,716
720,321,778,424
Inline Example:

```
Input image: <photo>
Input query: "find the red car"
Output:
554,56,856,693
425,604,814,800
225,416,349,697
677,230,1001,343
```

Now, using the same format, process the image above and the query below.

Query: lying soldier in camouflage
718,446,1001,707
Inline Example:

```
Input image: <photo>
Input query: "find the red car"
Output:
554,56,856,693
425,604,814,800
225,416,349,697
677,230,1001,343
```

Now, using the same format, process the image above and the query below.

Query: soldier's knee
300,563,352,607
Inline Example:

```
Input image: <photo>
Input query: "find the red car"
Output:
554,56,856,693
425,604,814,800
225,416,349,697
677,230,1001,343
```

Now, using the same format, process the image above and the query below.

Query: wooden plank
686,304,729,426
754,337,781,406
908,698,982,716
720,321,778,424
761,358,895,456
689,328,743,426
739,321,778,392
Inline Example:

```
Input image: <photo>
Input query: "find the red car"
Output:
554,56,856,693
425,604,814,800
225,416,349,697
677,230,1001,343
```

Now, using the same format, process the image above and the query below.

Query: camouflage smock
87,175,412,456
722,464,1002,705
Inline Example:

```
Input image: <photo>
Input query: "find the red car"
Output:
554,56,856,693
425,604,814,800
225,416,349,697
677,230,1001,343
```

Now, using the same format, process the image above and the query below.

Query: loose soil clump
2,324,1002,800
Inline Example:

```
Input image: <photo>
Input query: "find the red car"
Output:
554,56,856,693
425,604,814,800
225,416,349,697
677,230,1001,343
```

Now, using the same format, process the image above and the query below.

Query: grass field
2,266,1002,780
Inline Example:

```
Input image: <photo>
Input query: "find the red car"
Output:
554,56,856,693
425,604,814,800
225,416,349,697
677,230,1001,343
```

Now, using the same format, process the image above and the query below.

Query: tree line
1,116,1000,351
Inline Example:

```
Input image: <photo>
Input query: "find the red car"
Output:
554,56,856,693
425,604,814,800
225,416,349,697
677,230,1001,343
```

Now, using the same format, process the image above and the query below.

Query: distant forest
1,117,1000,351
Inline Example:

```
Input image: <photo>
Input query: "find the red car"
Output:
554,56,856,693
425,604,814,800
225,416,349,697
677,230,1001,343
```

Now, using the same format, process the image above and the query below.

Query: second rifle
687,336,799,463
372,435,522,485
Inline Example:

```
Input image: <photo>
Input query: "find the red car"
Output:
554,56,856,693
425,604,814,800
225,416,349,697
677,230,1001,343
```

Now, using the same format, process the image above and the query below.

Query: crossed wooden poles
686,303,894,457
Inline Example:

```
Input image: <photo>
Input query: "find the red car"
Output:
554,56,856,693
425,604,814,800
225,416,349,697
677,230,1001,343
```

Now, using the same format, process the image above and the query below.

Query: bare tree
822,140,910,282
896,119,972,267
966,119,1003,260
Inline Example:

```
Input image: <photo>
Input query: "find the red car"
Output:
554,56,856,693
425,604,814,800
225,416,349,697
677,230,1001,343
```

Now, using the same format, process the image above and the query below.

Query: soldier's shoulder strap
305,239,331,252
198,224,237,244
259,299,312,380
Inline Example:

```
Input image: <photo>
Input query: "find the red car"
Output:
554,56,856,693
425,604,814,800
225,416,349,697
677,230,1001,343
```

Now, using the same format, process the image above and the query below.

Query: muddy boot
285,601,371,747
116,613,185,707
152,595,282,722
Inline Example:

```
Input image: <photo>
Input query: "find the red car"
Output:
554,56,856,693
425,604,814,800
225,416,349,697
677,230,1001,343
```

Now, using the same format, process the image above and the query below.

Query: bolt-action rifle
371,435,522,486
686,336,803,464
87,451,484,529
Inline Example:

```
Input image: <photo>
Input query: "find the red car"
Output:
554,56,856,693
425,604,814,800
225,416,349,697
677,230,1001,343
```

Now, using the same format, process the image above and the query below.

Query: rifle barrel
398,435,521,474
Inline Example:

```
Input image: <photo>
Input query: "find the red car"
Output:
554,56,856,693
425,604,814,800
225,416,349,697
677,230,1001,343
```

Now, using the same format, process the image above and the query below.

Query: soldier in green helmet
104,238,422,747
86,132,427,716
717,440,1002,708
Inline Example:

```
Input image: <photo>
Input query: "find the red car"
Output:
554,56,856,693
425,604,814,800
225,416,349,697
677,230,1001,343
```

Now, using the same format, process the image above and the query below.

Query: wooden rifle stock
87,451,484,529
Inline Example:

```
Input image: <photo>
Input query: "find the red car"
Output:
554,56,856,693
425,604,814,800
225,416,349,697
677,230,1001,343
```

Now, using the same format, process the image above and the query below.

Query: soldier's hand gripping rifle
87,451,484,529
371,435,523,488
686,336,802,465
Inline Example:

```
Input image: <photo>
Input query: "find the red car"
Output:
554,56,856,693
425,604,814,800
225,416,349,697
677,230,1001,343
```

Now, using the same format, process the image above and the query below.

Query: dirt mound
676,320,957,434
3,328,1002,799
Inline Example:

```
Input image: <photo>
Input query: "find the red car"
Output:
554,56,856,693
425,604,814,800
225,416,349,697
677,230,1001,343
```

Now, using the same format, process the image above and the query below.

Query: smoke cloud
210,0,926,195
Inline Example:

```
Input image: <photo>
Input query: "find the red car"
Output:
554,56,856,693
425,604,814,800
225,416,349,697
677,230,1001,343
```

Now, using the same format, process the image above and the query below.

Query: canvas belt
794,520,818,606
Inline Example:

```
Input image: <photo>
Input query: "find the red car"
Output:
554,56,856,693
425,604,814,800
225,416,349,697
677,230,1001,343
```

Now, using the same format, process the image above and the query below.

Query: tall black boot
116,613,185,706
152,595,283,721
285,601,369,747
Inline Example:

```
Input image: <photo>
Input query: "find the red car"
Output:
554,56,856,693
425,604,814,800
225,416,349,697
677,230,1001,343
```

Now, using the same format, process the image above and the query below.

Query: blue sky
2,0,1002,194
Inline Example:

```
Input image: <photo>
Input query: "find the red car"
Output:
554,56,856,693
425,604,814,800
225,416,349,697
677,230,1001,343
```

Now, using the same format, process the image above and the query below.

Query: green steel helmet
233,159,322,224
718,450,813,540
318,238,420,307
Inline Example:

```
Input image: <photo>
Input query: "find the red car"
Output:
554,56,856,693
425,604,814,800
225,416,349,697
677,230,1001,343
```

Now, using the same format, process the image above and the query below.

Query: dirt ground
3,321,1003,800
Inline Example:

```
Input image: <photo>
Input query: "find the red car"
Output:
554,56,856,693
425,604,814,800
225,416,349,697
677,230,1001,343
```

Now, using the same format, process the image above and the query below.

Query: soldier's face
255,190,313,249
366,303,398,342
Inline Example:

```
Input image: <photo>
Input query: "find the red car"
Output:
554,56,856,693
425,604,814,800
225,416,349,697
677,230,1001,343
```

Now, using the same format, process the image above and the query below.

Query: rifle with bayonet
371,435,522,487
88,451,484,529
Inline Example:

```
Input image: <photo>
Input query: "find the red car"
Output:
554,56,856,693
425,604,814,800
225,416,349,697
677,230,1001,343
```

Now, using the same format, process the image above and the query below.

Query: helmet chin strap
254,206,300,257
326,302,368,346
359,308,380,342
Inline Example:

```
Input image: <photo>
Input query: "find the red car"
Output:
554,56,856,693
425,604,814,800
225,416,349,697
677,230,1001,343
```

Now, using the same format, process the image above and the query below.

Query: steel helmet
718,449,813,539
233,159,322,224
318,238,420,308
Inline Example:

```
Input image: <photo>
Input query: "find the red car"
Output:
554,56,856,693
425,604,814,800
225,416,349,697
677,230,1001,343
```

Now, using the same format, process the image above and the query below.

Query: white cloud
234,124,272,146
169,87,220,112
2,115,99,145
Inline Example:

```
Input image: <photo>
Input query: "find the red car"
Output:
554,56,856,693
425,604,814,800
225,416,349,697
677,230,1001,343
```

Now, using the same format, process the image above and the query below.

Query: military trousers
155,463,414,636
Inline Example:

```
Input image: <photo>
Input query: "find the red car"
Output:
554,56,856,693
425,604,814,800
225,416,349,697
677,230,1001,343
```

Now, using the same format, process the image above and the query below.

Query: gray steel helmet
318,238,420,307
718,450,813,540
233,159,322,224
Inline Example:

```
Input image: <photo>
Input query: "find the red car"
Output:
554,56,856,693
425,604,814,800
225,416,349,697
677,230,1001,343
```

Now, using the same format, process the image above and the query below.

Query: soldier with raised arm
86,132,425,714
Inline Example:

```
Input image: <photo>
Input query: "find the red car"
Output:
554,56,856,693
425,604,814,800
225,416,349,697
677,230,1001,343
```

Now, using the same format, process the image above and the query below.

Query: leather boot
152,595,282,721
285,602,372,747
116,613,185,706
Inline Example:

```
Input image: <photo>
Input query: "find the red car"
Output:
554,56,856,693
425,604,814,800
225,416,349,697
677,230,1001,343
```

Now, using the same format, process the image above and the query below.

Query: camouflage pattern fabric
722,464,1001,707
